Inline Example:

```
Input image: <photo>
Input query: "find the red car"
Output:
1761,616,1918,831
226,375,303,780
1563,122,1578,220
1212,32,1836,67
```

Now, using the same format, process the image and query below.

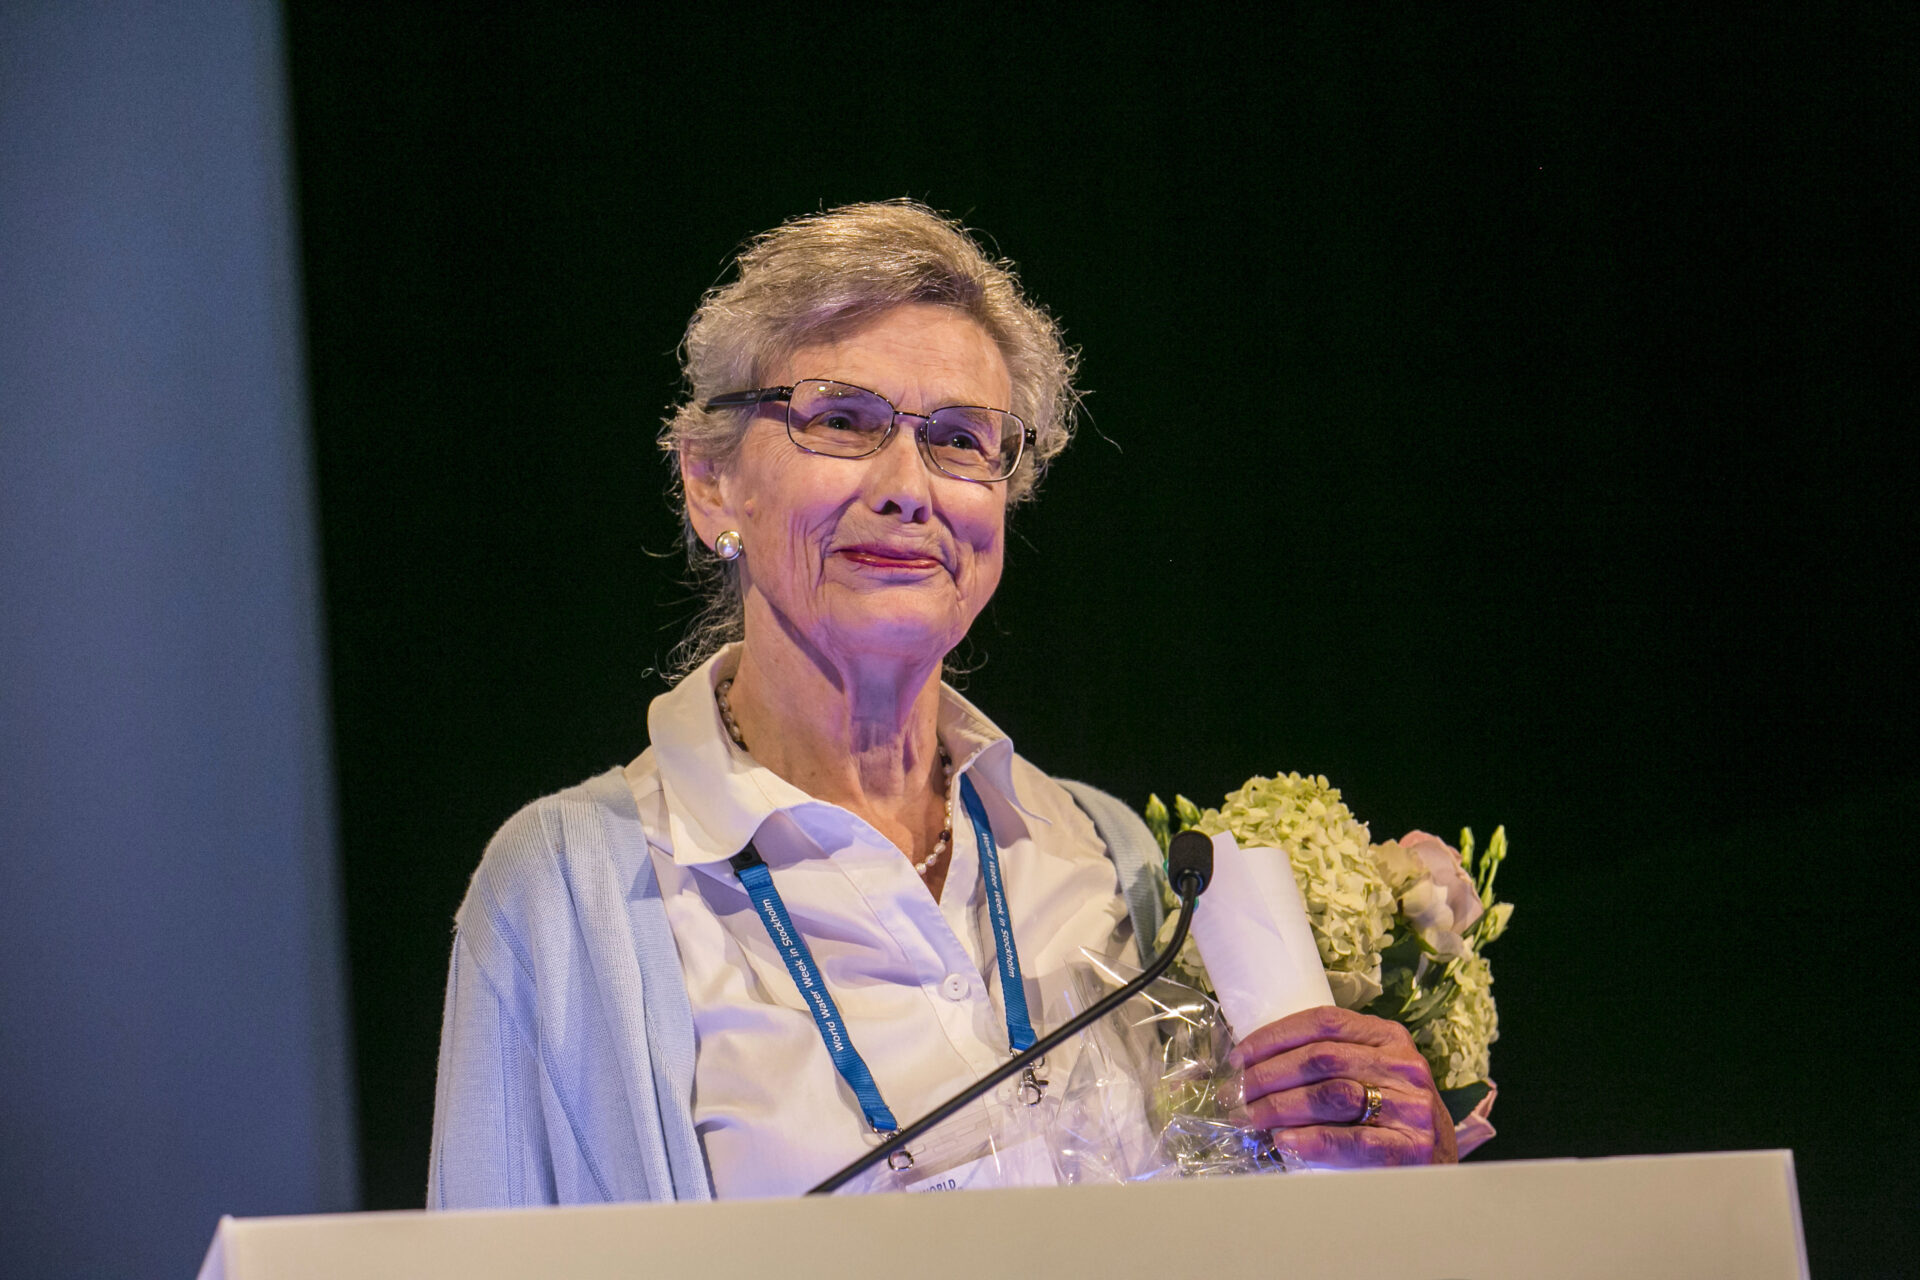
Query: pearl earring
714,529,744,561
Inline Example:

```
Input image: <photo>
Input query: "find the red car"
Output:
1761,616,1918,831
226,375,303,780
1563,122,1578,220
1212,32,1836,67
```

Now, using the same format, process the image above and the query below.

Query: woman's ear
681,447,731,550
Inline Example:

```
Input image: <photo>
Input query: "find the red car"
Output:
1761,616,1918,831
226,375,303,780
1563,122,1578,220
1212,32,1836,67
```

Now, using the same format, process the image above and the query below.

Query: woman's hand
1225,1005,1458,1167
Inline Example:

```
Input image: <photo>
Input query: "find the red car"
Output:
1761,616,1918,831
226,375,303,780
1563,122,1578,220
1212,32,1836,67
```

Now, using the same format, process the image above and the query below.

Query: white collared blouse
626,647,1134,1198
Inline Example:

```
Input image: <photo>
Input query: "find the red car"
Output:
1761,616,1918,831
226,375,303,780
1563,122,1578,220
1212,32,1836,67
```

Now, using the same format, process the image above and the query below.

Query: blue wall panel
0,2,358,1274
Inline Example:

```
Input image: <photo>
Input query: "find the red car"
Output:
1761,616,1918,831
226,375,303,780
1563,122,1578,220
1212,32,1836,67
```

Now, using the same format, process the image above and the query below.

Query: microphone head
1167,829,1214,896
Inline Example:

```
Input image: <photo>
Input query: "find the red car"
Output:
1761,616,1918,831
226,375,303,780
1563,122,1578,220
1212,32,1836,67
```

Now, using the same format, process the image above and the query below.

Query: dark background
285,5,1916,1273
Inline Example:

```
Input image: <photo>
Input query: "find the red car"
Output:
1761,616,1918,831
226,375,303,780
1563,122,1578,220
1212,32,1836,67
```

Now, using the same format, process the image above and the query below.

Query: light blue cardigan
427,767,1166,1209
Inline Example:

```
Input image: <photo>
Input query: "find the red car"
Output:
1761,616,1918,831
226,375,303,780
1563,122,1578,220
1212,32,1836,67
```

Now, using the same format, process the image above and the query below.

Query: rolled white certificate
1190,830,1334,1040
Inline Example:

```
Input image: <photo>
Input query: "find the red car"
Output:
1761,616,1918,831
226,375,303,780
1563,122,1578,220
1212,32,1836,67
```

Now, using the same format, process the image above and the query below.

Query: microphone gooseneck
806,829,1215,1195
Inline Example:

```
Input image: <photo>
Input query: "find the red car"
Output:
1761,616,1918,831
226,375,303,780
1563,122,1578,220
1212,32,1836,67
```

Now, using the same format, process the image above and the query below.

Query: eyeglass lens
787,380,1022,481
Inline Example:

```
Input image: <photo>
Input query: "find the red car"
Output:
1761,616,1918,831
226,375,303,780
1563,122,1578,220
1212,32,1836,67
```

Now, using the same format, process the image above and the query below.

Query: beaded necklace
715,677,954,877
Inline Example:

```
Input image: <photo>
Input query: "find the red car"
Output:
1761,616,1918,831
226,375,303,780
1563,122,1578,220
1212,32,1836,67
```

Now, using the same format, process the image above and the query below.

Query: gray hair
659,199,1080,674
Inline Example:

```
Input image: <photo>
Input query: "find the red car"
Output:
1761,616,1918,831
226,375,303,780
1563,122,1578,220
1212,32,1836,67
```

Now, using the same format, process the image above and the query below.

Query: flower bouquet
1144,772,1512,1154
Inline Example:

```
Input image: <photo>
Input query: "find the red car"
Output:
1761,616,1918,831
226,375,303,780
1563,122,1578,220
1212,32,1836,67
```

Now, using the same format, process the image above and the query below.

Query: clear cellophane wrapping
837,952,1293,1195
1040,952,1298,1184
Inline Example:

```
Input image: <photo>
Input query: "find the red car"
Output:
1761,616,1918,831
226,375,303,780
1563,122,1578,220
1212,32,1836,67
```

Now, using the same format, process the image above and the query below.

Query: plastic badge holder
835,1088,1063,1196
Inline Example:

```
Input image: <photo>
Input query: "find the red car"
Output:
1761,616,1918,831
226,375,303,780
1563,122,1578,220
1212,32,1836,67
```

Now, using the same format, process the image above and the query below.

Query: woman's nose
864,414,934,520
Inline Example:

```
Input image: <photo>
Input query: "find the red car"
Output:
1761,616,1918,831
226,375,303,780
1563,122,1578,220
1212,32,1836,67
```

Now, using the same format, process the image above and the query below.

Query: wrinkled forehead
766,303,1014,412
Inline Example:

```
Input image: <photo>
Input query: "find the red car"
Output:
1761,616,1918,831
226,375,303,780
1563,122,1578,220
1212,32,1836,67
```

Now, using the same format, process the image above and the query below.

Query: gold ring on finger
1355,1084,1385,1126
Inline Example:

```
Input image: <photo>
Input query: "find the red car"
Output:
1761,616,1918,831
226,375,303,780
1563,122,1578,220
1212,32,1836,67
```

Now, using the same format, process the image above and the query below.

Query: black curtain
286,7,1918,1274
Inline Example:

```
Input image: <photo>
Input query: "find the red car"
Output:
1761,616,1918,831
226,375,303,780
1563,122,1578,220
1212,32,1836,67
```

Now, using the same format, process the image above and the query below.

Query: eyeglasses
703,379,1033,483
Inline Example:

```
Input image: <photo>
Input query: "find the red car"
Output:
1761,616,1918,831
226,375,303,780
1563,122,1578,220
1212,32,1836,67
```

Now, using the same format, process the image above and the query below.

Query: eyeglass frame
702,379,1035,484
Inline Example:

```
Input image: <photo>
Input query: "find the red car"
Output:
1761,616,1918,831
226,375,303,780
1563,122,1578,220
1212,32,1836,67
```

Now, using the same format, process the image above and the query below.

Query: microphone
807,829,1215,1194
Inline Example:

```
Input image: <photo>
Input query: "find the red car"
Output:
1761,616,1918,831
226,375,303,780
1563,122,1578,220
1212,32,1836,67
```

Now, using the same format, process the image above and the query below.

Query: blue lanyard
962,776,1036,1052
729,773,1035,1135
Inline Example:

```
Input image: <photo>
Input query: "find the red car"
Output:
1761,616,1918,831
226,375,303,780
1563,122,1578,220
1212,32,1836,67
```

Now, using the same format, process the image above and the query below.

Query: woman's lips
836,546,943,571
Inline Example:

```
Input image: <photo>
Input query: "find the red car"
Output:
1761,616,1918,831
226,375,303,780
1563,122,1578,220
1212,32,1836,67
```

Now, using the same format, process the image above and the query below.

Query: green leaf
1365,943,1461,1032
1440,1081,1491,1125
1401,983,1459,1030
1378,928,1426,971
1366,960,1422,1020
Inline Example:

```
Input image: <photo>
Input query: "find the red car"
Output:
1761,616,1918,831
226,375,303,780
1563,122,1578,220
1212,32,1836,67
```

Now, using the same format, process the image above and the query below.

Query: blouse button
941,974,969,1001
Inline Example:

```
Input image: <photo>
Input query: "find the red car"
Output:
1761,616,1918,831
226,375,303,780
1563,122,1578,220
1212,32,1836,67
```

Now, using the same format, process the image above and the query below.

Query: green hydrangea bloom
1190,773,1397,1010
1415,947,1499,1089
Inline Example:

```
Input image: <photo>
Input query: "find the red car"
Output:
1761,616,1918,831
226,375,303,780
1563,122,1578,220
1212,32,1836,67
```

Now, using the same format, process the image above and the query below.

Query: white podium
198,1150,1808,1280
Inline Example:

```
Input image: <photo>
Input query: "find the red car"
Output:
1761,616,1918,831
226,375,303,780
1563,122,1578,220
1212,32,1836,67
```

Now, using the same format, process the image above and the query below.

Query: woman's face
689,302,1013,670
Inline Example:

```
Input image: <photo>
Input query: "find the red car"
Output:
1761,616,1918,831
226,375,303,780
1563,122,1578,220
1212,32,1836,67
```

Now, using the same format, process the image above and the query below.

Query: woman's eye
930,411,1002,456
811,409,885,435
931,421,992,453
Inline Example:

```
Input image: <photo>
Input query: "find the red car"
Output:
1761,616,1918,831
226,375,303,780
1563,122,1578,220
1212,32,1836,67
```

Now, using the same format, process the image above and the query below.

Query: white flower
1374,830,1483,959
1326,969,1384,1009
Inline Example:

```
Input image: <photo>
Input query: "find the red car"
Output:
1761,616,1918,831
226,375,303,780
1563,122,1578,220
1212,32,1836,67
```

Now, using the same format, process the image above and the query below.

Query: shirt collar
645,644,1048,866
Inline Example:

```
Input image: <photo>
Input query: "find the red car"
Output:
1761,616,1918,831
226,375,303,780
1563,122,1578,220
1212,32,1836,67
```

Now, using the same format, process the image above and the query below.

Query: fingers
1228,1005,1407,1070
1232,1077,1427,1132
1231,1035,1432,1108
1272,1122,1434,1168
1220,1008,1451,1168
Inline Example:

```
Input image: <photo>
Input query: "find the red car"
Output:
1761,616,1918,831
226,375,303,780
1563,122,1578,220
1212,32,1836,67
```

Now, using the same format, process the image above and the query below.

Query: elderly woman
428,201,1454,1208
